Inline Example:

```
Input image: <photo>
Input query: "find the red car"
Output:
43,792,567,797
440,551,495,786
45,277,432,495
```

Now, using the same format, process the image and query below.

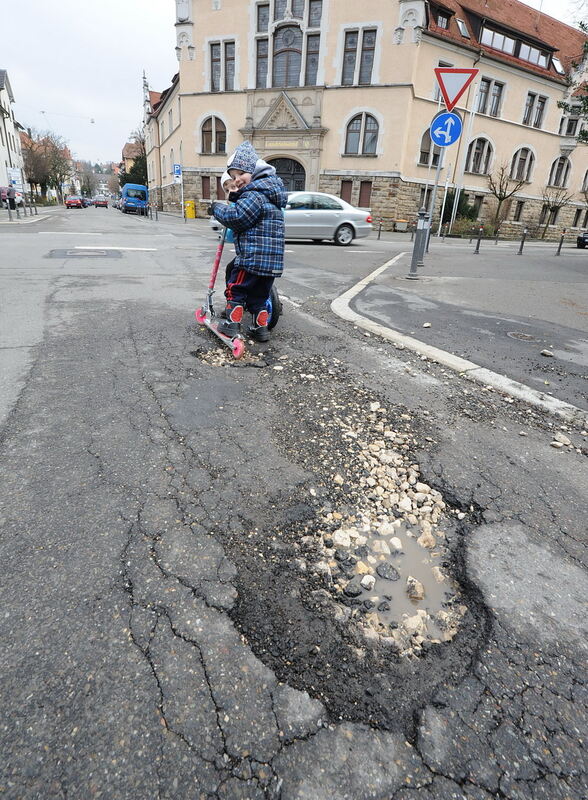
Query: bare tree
21,128,51,199
486,162,526,233
539,186,575,238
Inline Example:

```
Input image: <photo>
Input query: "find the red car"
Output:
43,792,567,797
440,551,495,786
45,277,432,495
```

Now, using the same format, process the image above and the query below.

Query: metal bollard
517,228,528,255
377,219,382,240
410,224,415,242
474,225,483,254
495,226,501,245
406,207,429,280
155,207,158,221
555,229,566,256
442,222,448,242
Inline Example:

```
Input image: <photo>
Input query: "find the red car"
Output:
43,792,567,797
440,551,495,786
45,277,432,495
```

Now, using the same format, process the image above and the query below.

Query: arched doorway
268,158,306,191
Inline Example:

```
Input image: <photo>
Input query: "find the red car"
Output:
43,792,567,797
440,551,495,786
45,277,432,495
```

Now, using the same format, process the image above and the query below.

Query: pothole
190,344,267,368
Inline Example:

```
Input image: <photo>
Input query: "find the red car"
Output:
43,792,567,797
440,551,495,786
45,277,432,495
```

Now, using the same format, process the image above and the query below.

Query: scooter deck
195,307,245,359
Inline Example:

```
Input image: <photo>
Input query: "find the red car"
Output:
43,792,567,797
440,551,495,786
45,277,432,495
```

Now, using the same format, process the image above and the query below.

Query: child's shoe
218,303,243,337
248,310,270,342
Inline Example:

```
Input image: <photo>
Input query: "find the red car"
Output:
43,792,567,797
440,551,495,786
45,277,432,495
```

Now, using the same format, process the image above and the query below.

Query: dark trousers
225,259,274,314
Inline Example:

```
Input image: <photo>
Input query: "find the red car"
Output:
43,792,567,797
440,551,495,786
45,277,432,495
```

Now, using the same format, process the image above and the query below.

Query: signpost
173,164,185,222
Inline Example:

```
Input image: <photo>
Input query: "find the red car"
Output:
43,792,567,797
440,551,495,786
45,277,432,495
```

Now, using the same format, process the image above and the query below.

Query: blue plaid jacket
212,176,287,277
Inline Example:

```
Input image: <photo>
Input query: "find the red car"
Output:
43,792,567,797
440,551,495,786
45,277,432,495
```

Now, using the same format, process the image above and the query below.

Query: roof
122,142,142,159
149,90,161,109
427,0,587,82
150,73,179,118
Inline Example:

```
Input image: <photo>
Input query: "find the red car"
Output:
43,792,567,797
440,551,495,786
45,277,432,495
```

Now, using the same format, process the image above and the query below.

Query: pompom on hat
226,141,258,174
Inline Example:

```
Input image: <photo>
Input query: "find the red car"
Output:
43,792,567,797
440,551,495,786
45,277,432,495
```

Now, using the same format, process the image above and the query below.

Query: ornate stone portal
240,89,327,191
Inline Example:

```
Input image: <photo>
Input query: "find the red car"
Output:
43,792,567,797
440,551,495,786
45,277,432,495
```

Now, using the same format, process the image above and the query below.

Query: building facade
0,70,24,189
144,0,588,237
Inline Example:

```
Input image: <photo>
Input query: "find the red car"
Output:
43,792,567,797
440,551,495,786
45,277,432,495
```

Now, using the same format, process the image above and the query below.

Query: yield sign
434,68,478,112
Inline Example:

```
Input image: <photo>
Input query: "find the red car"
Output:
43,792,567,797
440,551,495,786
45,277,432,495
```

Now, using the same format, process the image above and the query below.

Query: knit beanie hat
220,170,232,189
227,141,258,174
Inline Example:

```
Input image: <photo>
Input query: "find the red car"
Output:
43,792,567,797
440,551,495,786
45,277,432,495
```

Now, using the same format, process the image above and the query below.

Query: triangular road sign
434,68,478,112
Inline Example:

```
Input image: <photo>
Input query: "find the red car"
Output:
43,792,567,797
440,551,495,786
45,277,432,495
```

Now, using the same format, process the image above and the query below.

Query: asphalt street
0,206,586,800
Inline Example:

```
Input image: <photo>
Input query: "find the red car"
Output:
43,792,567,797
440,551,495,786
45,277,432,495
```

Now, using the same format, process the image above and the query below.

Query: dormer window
456,18,470,37
481,27,516,54
552,56,565,75
519,43,549,68
437,12,450,29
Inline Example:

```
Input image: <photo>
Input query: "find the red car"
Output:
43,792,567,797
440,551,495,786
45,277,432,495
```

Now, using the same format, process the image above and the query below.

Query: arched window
418,130,441,167
548,156,570,187
162,155,166,176
465,137,493,174
170,148,174,171
344,113,379,155
273,25,303,87
202,116,226,154
510,148,534,181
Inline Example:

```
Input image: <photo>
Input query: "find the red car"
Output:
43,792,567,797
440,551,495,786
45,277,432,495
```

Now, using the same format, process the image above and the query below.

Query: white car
209,190,373,245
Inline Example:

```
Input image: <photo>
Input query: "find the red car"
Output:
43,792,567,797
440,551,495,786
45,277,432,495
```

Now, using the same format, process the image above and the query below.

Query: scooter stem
208,227,227,290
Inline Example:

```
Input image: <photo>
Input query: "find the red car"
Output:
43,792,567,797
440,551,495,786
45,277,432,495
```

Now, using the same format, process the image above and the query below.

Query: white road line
331,252,588,427
279,294,302,308
37,232,102,236
74,246,157,251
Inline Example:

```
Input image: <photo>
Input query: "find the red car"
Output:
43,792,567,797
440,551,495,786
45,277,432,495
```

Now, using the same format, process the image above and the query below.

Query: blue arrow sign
429,111,462,147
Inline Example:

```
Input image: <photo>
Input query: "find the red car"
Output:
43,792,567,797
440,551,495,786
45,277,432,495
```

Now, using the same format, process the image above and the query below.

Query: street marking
331,253,588,427
37,232,101,236
280,294,301,308
74,246,157,251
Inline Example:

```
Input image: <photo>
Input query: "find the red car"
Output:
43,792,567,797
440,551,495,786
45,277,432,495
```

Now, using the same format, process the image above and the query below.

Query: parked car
65,195,84,209
0,187,25,207
81,197,93,207
208,191,372,245
120,183,148,215
94,196,108,208
576,231,588,248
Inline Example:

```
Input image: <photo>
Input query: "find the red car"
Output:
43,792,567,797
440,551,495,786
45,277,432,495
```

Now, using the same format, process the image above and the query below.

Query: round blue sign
429,111,462,147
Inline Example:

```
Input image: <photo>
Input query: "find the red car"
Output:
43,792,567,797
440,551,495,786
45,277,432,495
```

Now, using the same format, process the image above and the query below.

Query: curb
0,214,50,225
331,253,588,428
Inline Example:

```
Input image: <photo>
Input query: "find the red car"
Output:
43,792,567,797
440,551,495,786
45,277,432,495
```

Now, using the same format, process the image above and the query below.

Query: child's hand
206,203,216,216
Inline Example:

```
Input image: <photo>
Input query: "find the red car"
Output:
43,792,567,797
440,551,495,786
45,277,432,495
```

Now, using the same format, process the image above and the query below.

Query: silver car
285,191,372,245
209,191,372,246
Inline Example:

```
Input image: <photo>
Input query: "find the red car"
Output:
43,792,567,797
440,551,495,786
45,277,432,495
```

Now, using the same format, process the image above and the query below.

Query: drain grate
507,331,536,342
46,249,122,259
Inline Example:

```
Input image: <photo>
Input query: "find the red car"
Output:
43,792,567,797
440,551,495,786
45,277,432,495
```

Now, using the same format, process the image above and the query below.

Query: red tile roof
427,0,586,81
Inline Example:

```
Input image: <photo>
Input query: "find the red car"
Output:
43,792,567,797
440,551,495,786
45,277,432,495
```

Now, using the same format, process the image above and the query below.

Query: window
437,12,449,29
523,93,547,128
477,78,503,116
211,43,221,92
573,208,582,227
519,43,548,68
202,176,210,199
559,105,581,137
256,39,268,88
305,34,320,85
340,180,352,203
552,57,565,75
292,0,304,17
162,155,166,176
313,195,343,210
201,116,226,154
273,25,303,87
344,113,378,155
342,29,377,86
582,170,588,192
257,3,269,31
359,181,372,207
418,130,441,167
548,156,570,187
168,109,173,132
480,27,515,54
287,193,313,209
419,186,433,210
274,0,287,20
539,204,558,225
160,121,165,142
456,18,470,37
359,29,376,85
513,200,525,221
216,176,223,198
465,138,493,174
225,41,235,90
308,0,322,27
170,149,174,171
584,209,588,228
510,148,534,181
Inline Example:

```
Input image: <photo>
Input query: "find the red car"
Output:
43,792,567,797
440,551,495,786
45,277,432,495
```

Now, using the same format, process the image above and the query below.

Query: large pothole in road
224,353,487,730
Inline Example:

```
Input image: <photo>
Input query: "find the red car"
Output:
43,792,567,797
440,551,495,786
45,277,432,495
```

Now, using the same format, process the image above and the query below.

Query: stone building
144,0,588,237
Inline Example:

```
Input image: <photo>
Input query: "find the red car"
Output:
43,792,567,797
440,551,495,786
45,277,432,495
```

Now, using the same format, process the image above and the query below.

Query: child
208,142,287,342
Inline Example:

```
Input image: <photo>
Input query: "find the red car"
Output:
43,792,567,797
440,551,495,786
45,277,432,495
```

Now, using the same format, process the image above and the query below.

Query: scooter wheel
232,339,245,359
195,308,207,324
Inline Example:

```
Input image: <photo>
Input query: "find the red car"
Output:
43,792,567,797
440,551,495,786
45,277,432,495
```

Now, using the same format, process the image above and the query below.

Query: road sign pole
437,165,451,237
407,207,428,279
181,170,185,223
425,148,444,253
448,82,479,234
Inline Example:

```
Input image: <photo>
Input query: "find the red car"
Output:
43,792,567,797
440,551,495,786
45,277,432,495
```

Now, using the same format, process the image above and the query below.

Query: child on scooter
208,142,287,342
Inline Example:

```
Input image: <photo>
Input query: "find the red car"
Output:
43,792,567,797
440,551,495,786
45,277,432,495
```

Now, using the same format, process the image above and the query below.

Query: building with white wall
0,70,24,189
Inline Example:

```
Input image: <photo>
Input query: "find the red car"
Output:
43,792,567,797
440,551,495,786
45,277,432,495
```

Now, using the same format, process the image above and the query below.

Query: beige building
144,0,588,236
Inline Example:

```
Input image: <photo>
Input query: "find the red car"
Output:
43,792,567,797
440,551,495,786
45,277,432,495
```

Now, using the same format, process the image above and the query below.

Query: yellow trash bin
185,200,196,219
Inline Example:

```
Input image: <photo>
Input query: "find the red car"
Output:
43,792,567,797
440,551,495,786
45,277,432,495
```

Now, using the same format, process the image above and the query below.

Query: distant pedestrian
7,185,16,211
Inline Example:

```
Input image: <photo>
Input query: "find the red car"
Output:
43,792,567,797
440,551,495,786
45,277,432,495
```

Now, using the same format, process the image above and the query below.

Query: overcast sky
2,0,582,165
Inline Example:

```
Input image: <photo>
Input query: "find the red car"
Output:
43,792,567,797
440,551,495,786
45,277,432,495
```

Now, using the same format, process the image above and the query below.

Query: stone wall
158,170,227,217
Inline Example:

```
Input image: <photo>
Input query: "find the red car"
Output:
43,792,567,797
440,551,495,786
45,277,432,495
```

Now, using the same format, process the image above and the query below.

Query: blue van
121,183,148,215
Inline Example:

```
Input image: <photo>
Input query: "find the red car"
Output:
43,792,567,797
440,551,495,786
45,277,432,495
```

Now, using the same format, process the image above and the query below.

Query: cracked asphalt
0,209,586,799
